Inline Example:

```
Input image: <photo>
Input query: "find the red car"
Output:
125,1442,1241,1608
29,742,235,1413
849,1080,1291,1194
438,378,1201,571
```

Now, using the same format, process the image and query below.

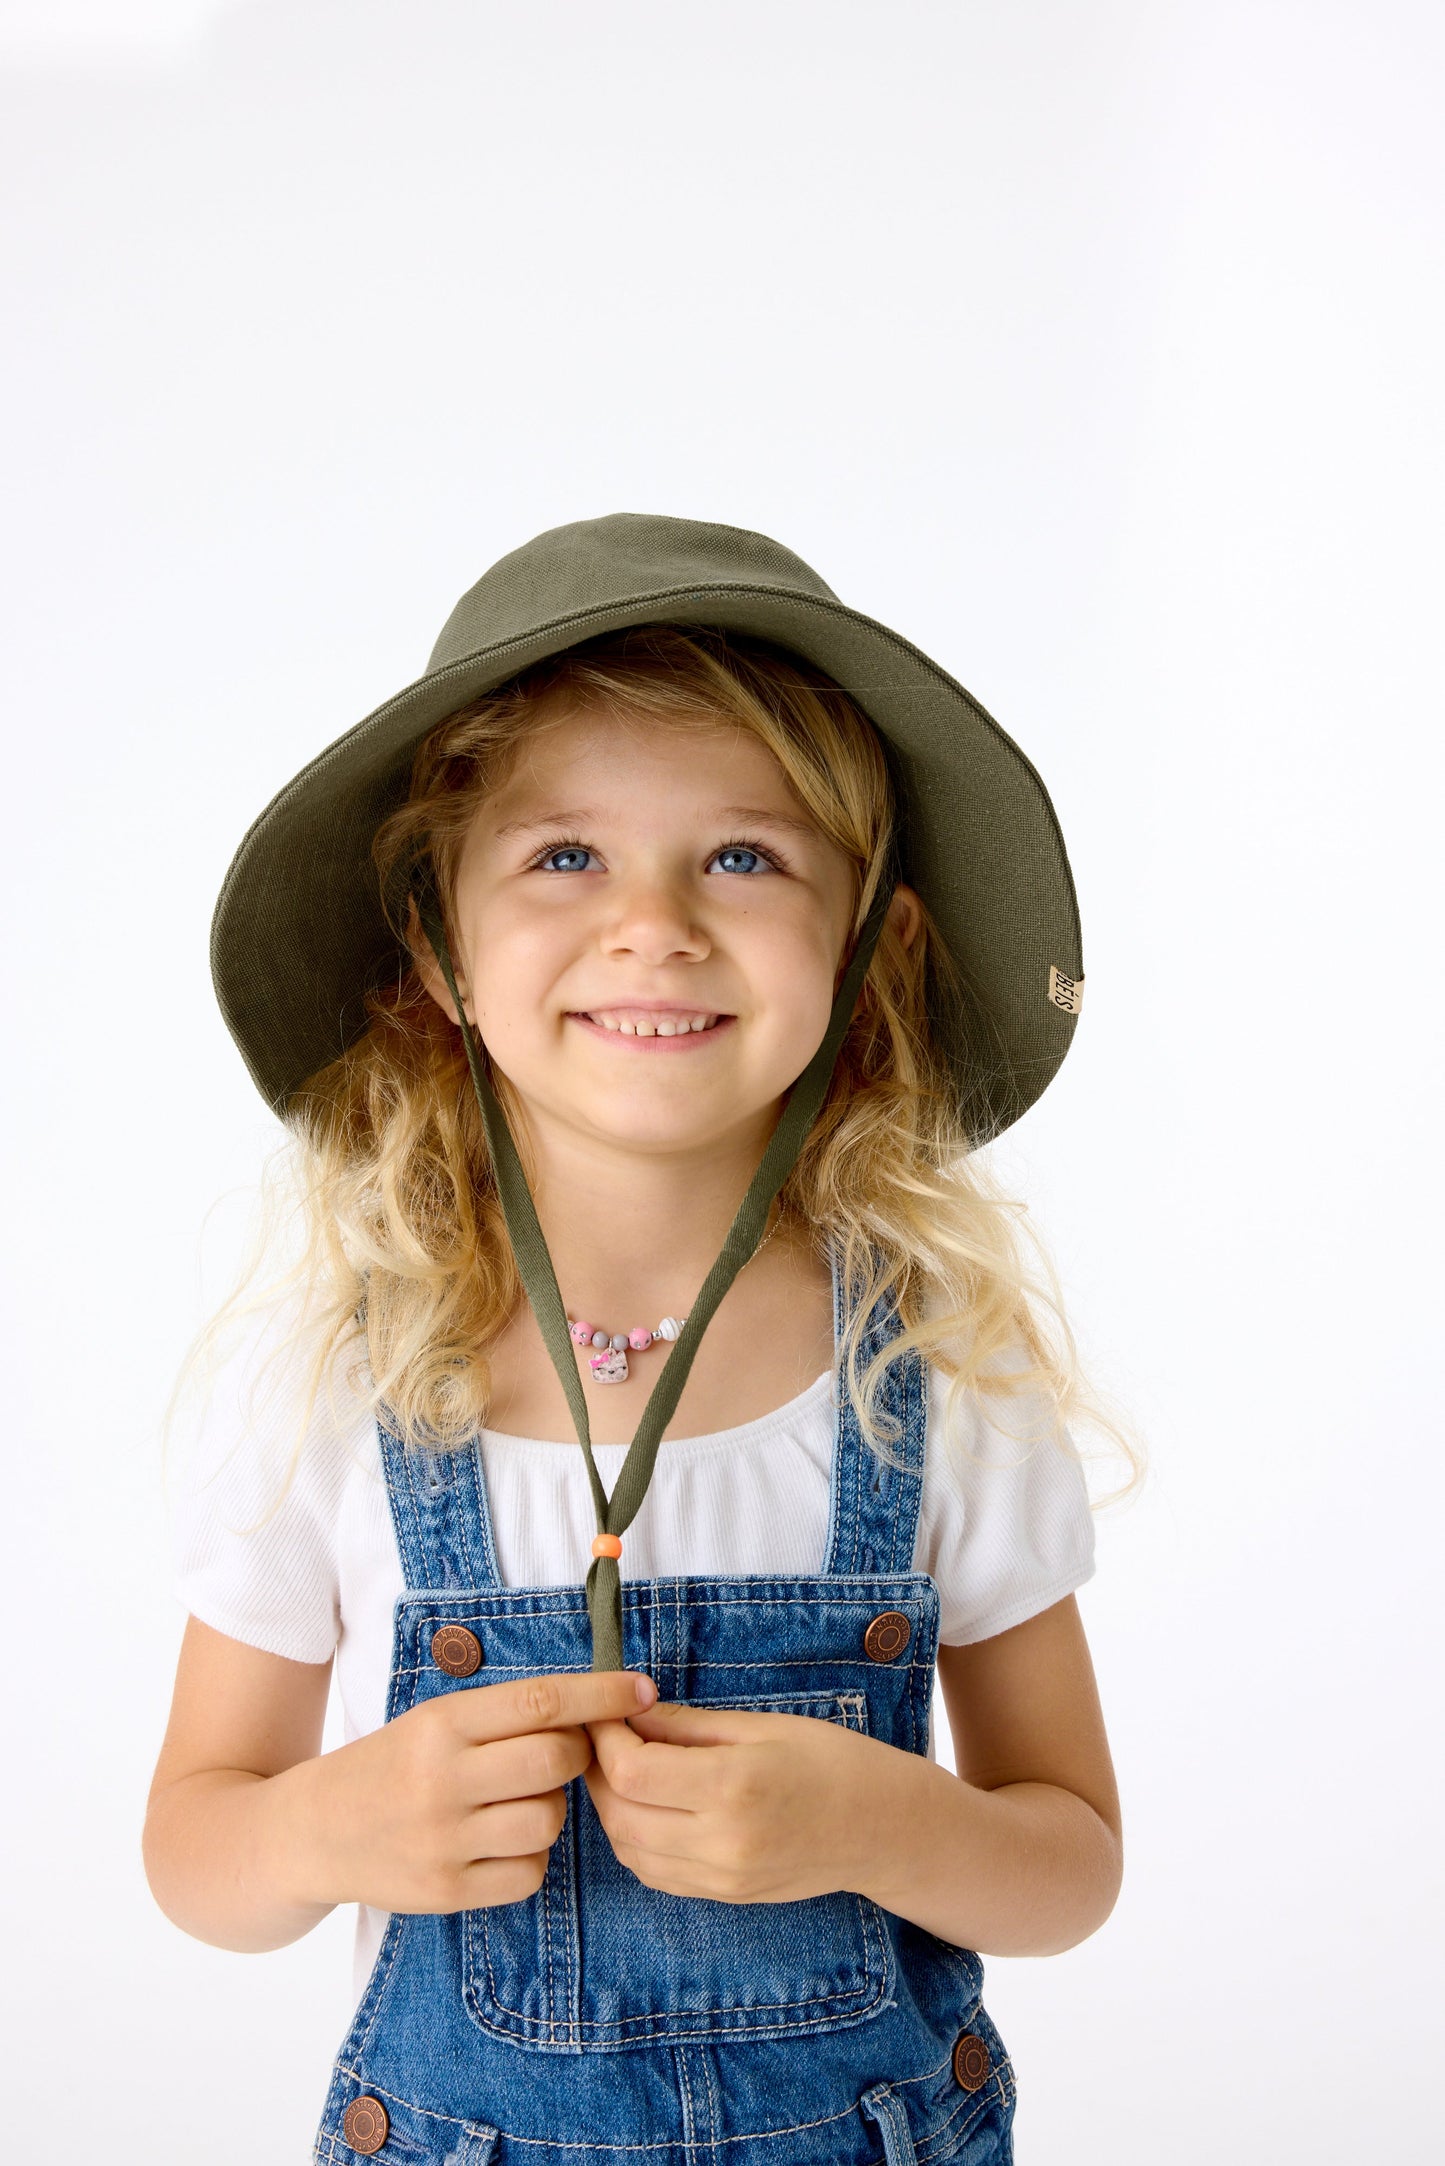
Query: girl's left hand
582,1701,881,1904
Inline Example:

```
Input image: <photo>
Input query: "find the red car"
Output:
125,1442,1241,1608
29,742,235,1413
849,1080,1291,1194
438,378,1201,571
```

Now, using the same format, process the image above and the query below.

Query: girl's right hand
300,1669,657,1916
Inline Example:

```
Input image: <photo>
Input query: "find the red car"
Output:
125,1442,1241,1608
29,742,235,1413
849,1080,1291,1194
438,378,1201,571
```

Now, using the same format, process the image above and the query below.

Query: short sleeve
917,1357,1097,1645
164,1295,365,1664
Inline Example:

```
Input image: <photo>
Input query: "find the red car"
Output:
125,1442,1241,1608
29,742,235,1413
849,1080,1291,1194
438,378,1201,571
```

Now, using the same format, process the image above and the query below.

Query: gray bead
591,1330,609,1349
611,1333,627,1350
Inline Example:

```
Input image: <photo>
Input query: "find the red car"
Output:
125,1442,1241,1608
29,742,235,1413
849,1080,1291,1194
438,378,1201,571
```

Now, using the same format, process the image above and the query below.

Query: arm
857,1594,1123,1957
142,1614,339,1953
144,1615,663,1954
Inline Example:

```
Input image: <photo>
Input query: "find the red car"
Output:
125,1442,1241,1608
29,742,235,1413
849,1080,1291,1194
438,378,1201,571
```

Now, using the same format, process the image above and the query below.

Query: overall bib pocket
461,1688,896,2053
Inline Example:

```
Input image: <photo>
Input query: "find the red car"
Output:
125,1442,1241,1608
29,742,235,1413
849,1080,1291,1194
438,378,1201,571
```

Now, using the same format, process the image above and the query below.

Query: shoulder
164,1289,378,1662
914,1346,1097,1645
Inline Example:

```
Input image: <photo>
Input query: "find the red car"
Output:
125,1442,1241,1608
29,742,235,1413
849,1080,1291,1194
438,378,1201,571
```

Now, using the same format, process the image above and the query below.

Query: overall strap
375,1417,502,1594
823,1239,929,1578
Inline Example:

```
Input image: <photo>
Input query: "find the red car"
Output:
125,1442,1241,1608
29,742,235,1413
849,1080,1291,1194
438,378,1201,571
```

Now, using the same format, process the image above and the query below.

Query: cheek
468,916,563,1017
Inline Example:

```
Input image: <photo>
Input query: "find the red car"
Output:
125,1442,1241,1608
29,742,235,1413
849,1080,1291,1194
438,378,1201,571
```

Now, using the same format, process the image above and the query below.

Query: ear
888,882,922,950
833,879,923,998
406,895,473,1026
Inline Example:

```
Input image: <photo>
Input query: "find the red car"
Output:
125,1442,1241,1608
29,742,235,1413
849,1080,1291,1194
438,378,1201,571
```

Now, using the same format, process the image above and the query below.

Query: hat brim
211,580,1082,1134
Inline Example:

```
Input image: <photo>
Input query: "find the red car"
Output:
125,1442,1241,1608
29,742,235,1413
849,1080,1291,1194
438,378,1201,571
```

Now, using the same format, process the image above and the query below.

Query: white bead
655,1316,684,1341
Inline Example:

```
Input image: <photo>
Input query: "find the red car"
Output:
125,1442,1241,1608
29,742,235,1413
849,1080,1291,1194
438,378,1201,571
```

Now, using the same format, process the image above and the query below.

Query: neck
512,1115,791,1315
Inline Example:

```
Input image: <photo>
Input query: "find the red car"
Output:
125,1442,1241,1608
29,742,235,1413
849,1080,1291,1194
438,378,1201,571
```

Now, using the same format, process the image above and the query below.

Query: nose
598,873,712,965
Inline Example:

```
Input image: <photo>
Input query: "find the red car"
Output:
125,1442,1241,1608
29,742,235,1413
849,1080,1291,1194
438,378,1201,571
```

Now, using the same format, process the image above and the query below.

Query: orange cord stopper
591,1533,623,1559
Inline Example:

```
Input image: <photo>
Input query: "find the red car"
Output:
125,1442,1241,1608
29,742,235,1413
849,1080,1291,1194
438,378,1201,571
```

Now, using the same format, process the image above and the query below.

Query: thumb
623,1700,741,1745
584,1710,651,1768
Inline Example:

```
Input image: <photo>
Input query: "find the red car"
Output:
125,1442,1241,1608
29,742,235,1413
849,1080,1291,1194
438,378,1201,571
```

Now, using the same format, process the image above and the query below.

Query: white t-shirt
167,1294,1097,2000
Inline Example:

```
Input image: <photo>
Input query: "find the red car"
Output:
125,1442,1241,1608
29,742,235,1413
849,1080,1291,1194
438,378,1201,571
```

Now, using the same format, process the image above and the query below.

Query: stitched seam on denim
823,1236,845,1575
700,2045,723,2166
391,1579,935,1609
415,2087,871,2151
647,1653,931,1671
466,1883,890,2030
542,1807,558,2041
349,1907,405,2064
913,2063,1014,2162
864,2032,1010,2160
884,1392,906,1570
675,2042,700,2162
403,1435,432,1589
332,2064,495,2139
313,2049,356,2161
464,1880,891,2034
690,1690,867,1718
842,1363,864,1575
404,1446,432,1586
671,1572,683,1703
452,1446,481,1587
380,1423,422,1589
474,1438,503,1586
395,1654,929,1696
859,2080,910,2163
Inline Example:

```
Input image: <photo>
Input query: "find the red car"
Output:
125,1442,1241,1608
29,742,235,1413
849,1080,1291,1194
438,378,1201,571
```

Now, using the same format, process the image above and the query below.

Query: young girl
146,513,1137,2166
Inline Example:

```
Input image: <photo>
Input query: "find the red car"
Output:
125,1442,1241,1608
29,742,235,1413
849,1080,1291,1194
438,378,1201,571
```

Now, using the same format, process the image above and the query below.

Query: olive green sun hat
212,509,1084,1129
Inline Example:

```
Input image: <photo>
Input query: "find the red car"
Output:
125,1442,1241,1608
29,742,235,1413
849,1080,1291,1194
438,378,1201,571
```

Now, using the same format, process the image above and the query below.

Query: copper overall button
342,2094,390,2154
952,2031,991,2092
431,1624,483,1677
863,1610,912,1662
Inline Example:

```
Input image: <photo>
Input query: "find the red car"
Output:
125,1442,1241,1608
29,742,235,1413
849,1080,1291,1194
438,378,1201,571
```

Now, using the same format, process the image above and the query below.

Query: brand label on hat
1048,965,1084,1015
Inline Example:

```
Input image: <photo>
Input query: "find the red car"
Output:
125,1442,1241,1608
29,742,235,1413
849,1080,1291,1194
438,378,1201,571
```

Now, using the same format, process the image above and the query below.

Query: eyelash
524,833,789,875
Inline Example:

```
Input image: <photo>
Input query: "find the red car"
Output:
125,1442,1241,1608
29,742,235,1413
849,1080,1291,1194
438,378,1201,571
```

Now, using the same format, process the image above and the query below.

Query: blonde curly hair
164,624,1145,1520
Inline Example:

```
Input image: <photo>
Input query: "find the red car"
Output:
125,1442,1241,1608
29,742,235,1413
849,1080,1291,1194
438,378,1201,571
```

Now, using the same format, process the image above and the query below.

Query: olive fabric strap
415,876,894,1671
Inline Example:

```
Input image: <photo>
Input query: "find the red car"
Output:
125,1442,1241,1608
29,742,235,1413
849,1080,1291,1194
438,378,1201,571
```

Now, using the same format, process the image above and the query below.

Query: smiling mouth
572,1011,732,1037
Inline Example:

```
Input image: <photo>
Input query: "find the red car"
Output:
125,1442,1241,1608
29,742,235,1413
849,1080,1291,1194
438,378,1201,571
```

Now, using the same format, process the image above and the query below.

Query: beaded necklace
566,1209,782,1384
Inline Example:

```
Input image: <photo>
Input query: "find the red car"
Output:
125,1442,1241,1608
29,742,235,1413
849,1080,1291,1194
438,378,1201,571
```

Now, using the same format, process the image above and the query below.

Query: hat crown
427,512,842,674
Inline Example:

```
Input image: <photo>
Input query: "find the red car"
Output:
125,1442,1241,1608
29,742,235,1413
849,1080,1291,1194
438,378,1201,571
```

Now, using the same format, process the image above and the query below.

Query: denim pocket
461,1688,895,2053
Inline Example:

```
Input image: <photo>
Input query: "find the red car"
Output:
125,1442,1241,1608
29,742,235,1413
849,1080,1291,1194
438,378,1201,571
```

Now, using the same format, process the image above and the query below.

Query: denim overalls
312,1245,1017,2166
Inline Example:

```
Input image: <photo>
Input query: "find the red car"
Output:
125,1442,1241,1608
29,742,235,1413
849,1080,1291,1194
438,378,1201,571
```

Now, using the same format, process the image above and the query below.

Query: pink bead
570,1321,594,1346
628,1327,652,1351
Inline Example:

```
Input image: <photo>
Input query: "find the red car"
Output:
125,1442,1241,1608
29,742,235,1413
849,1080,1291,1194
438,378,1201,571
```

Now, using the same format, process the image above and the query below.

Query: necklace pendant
589,1347,630,1385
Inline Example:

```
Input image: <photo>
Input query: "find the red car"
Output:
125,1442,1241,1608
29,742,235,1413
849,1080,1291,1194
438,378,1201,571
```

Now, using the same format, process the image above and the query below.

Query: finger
460,1725,594,1809
584,1754,700,1866
620,1701,771,1748
586,1708,722,1811
455,1668,655,1748
463,1790,569,1861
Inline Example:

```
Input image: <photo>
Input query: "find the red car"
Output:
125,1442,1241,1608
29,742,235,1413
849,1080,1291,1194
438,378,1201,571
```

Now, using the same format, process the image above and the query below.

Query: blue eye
526,834,784,875
535,842,594,873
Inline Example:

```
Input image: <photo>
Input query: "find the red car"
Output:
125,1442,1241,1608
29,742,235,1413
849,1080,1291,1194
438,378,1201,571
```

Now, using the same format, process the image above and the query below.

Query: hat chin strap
414,877,894,1672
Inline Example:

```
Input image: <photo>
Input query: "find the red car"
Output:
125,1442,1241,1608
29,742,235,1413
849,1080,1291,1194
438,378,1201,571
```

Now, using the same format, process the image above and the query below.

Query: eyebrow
492,804,820,840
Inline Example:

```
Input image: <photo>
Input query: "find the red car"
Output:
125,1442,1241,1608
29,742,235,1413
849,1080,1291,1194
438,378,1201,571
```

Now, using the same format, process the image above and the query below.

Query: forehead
486,704,808,818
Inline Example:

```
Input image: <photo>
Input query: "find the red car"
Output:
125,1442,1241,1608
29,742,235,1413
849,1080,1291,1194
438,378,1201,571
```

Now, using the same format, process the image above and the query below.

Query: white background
3,2,1441,2158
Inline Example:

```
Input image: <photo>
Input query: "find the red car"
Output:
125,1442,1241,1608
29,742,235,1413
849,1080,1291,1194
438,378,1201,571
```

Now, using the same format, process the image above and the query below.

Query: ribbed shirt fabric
167,1296,1097,1999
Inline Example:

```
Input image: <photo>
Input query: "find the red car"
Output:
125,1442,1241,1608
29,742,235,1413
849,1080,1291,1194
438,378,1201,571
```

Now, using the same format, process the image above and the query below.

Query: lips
575,1008,729,1036
568,1010,736,1046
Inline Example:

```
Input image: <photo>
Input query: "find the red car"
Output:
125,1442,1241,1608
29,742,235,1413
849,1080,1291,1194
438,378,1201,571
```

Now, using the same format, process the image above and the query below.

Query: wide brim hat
212,511,1084,1133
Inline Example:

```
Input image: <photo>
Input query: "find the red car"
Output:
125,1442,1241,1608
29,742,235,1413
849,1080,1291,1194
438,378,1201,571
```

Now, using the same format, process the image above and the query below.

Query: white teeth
585,1011,719,1035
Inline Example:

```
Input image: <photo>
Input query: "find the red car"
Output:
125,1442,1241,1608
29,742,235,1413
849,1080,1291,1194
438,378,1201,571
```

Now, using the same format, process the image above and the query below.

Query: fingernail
634,1676,656,1707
